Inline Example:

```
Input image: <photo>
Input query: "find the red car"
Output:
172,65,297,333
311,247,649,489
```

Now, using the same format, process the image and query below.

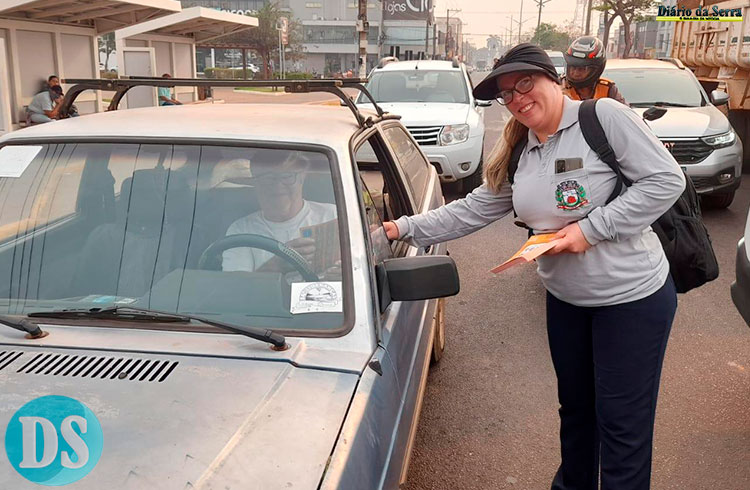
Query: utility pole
534,0,552,33
518,0,523,44
357,0,368,78
446,8,461,59
424,0,432,59
584,0,592,36
378,0,386,59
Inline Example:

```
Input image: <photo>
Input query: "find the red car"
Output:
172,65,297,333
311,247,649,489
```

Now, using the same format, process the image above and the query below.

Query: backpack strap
507,133,528,185
577,99,631,203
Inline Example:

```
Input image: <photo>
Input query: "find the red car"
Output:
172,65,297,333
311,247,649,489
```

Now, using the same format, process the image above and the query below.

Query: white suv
357,59,490,192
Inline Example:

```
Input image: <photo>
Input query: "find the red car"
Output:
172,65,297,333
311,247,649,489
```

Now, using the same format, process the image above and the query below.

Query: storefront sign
384,0,431,21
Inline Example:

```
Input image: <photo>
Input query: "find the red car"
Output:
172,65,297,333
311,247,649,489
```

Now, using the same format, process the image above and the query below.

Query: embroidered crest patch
555,180,589,210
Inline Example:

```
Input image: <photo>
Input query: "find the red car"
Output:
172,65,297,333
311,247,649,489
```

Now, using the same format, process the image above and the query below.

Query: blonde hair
483,116,528,193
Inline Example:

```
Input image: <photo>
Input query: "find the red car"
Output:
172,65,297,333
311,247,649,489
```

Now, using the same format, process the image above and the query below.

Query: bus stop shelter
0,0,181,132
115,7,257,107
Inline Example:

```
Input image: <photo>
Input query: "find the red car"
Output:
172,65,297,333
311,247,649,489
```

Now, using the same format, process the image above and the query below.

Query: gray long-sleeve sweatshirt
394,96,686,306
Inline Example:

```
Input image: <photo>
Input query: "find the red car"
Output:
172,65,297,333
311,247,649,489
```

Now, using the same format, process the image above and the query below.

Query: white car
545,50,566,77
604,58,743,208
357,59,491,193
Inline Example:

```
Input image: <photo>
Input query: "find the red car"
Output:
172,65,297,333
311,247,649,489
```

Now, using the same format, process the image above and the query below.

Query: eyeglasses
248,172,300,186
497,75,535,106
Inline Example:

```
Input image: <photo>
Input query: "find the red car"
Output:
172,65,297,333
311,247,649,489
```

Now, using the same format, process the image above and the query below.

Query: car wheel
702,191,735,209
461,154,483,194
431,298,446,364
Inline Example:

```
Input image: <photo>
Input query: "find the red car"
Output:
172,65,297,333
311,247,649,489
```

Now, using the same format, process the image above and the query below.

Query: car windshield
603,68,705,107
361,70,469,103
549,56,565,68
0,143,346,334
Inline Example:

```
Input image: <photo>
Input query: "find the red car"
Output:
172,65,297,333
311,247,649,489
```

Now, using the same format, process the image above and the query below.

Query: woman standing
384,44,685,490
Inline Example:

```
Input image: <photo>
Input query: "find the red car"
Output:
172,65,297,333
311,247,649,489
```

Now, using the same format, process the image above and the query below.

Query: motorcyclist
562,36,627,105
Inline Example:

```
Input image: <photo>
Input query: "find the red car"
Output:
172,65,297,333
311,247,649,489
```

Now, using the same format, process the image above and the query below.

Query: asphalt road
402,78,750,489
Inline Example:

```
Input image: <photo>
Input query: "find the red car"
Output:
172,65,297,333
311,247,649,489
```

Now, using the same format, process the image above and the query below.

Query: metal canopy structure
115,7,258,44
60,77,390,128
0,0,182,34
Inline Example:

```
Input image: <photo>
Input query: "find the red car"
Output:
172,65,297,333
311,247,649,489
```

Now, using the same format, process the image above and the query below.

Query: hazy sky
432,0,608,47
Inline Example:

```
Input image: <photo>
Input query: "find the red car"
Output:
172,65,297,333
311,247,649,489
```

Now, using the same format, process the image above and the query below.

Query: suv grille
661,139,713,164
407,126,442,146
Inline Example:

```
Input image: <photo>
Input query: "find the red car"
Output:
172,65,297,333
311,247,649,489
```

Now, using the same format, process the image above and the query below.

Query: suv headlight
702,130,736,148
439,124,470,145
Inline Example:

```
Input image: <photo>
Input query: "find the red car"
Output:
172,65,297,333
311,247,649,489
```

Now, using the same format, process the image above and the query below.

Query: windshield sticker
290,281,343,314
4,395,103,486
79,295,136,305
0,145,42,178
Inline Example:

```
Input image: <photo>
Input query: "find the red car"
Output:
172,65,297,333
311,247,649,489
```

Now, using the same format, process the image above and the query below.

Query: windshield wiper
633,101,694,108
0,314,47,339
27,306,288,350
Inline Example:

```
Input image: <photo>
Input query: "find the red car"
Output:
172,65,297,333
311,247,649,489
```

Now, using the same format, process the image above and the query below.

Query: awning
0,0,182,34
115,7,258,44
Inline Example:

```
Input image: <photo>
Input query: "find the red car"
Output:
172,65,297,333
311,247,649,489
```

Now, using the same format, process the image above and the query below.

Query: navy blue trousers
547,276,677,490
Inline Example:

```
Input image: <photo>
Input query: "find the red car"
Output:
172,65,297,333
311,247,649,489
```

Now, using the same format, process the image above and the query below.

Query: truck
672,0,750,168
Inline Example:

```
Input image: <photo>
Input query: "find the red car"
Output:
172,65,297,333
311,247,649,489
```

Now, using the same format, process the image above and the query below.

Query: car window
353,134,412,257
603,68,705,107
382,126,430,206
359,176,393,265
0,143,347,334
363,70,469,104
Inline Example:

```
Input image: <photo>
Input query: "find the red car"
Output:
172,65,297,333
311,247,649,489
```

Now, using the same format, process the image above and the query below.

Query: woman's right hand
383,221,400,240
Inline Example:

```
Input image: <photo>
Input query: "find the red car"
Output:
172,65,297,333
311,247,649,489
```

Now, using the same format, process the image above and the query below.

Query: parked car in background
604,58,743,208
0,84,458,489
357,58,490,193
545,50,566,77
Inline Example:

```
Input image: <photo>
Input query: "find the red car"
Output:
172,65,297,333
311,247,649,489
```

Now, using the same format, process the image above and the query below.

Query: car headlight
439,124,470,145
702,130,736,148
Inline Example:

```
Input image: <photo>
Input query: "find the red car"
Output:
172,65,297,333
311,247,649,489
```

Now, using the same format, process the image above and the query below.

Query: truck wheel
431,298,446,365
702,191,735,209
461,155,483,194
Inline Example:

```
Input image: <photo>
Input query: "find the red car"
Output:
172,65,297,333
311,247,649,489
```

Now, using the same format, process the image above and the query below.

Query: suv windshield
0,143,346,334
362,70,469,104
603,68,705,107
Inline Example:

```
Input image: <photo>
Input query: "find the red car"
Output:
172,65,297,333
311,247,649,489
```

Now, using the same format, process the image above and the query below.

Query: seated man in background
27,82,62,123
158,73,182,106
221,152,337,274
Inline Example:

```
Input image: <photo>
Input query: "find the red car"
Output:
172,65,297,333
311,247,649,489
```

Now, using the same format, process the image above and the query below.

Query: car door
373,123,446,486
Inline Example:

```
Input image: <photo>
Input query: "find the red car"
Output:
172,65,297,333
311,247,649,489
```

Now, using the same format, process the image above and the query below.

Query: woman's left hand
548,222,592,255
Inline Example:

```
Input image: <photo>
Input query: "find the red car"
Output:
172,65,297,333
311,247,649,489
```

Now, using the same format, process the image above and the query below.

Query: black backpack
508,98,719,294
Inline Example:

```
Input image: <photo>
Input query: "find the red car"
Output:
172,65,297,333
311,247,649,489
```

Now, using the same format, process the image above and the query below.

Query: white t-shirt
222,200,337,272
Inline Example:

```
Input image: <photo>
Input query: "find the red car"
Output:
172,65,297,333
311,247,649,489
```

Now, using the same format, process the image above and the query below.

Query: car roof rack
59,77,391,128
376,56,399,68
657,57,685,69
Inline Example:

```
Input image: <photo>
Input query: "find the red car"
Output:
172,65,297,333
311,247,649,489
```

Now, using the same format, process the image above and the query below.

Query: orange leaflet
490,233,561,273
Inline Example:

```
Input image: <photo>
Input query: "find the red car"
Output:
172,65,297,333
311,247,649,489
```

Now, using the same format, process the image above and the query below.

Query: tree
212,2,304,78
530,23,573,51
595,0,654,58
98,32,116,72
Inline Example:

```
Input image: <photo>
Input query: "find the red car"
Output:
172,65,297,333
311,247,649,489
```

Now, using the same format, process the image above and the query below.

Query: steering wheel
198,233,319,282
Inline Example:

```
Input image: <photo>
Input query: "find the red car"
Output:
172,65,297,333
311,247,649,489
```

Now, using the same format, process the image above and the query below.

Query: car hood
361,102,471,126
630,105,730,138
0,345,359,489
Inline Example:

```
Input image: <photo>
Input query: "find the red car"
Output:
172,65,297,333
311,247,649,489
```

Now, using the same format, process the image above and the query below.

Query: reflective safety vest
564,77,614,101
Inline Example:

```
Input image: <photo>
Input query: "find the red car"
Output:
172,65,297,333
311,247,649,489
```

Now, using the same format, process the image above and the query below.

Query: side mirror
643,106,667,122
710,89,729,106
375,255,460,313
475,99,492,107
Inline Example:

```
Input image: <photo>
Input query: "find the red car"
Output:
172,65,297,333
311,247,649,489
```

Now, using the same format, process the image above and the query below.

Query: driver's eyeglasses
497,76,535,106
248,172,300,186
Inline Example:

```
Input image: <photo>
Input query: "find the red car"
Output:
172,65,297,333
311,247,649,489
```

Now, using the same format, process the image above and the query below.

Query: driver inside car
220,152,337,274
